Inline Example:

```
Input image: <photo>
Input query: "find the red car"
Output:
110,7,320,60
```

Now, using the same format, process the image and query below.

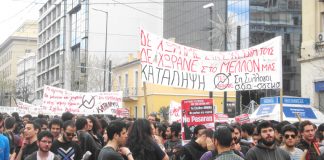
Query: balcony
122,87,139,101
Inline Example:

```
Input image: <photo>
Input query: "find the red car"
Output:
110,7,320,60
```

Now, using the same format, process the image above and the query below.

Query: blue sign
257,105,275,115
283,107,317,119
260,97,310,105
315,81,324,92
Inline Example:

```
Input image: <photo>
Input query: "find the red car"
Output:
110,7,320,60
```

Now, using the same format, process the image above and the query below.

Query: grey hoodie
245,142,291,160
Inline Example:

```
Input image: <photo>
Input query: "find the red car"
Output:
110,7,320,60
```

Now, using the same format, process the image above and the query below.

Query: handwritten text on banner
140,29,282,91
42,85,123,115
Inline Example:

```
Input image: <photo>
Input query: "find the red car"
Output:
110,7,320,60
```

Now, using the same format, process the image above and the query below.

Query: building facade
164,0,302,107
112,54,236,118
0,21,37,106
300,1,324,112
36,0,163,98
16,52,36,103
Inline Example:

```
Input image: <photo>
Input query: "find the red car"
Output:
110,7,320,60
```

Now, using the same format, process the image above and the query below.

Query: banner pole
280,88,283,122
143,82,148,117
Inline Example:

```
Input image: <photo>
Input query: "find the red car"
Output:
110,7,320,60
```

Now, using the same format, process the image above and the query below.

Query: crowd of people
0,112,323,160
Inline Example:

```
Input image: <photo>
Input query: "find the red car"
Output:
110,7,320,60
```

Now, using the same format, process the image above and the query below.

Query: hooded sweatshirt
245,142,291,160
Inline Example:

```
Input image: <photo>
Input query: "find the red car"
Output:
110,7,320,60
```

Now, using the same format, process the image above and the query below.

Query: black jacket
245,142,291,160
175,141,207,160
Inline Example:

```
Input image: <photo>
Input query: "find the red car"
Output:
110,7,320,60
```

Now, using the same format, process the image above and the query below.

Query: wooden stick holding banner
143,82,148,117
295,112,302,122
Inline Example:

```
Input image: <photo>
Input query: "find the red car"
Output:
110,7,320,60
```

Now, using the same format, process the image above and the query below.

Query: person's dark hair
87,115,101,134
37,114,45,119
126,118,156,159
257,121,274,134
26,121,41,133
61,112,74,122
23,114,32,120
214,126,233,147
37,130,54,141
4,117,16,129
106,120,127,141
241,123,255,135
292,122,300,131
281,124,298,135
63,120,76,131
49,118,63,129
275,121,290,134
34,118,48,128
156,123,166,139
148,113,157,119
194,124,207,137
231,123,242,133
317,123,324,133
76,117,88,130
99,119,109,135
204,128,214,138
11,112,20,121
170,122,181,138
299,120,316,133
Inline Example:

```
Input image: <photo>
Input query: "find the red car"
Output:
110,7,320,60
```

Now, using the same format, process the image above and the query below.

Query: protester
214,126,243,160
296,120,320,160
49,118,63,140
34,118,48,132
98,120,134,160
0,114,10,160
231,123,250,155
4,117,16,155
61,112,75,122
164,122,181,159
51,120,82,160
147,113,158,123
15,121,40,160
175,126,209,160
76,117,101,160
126,118,168,160
280,124,304,160
241,123,255,143
86,115,104,147
274,121,291,146
25,131,60,160
22,115,32,127
245,120,290,160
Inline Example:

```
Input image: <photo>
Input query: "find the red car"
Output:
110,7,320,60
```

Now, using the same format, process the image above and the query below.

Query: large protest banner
42,85,123,115
181,99,214,143
140,29,282,91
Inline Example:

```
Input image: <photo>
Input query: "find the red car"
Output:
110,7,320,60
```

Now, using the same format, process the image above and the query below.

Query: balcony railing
122,87,139,101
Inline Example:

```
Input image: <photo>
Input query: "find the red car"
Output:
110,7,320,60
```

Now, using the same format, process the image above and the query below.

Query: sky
0,0,45,44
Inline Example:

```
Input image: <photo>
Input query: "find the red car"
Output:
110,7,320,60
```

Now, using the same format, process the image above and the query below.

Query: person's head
107,120,128,146
156,123,167,139
86,115,101,134
274,121,290,143
193,124,207,139
99,118,109,135
49,118,63,139
241,123,255,139
61,112,75,122
61,120,76,142
299,120,316,142
204,129,215,151
147,113,157,123
170,122,181,139
22,114,32,126
126,119,154,148
281,124,298,148
11,112,20,122
214,126,233,149
34,118,48,131
257,121,275,146
317,123,324,142
24,121,40,139
4,117,16,130
165,126,171,139
76,117,88,131
37,131,54,153
252,130,261,145
231,123,241,143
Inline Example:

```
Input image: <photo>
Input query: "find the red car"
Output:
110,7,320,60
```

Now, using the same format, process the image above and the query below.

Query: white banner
0,106,18,115
42,85,123,115
140,29,282,91
17,100,44,116
169,101,181,123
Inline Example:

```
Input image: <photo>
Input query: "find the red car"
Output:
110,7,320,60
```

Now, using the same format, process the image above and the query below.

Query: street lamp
203,3,214,99
93,8,108,92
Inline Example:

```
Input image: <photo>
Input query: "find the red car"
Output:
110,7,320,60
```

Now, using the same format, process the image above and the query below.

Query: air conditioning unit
318,32,324,42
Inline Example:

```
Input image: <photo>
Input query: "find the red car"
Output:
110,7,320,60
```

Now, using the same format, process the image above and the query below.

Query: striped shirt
215,150,244,160
280,146,304,160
